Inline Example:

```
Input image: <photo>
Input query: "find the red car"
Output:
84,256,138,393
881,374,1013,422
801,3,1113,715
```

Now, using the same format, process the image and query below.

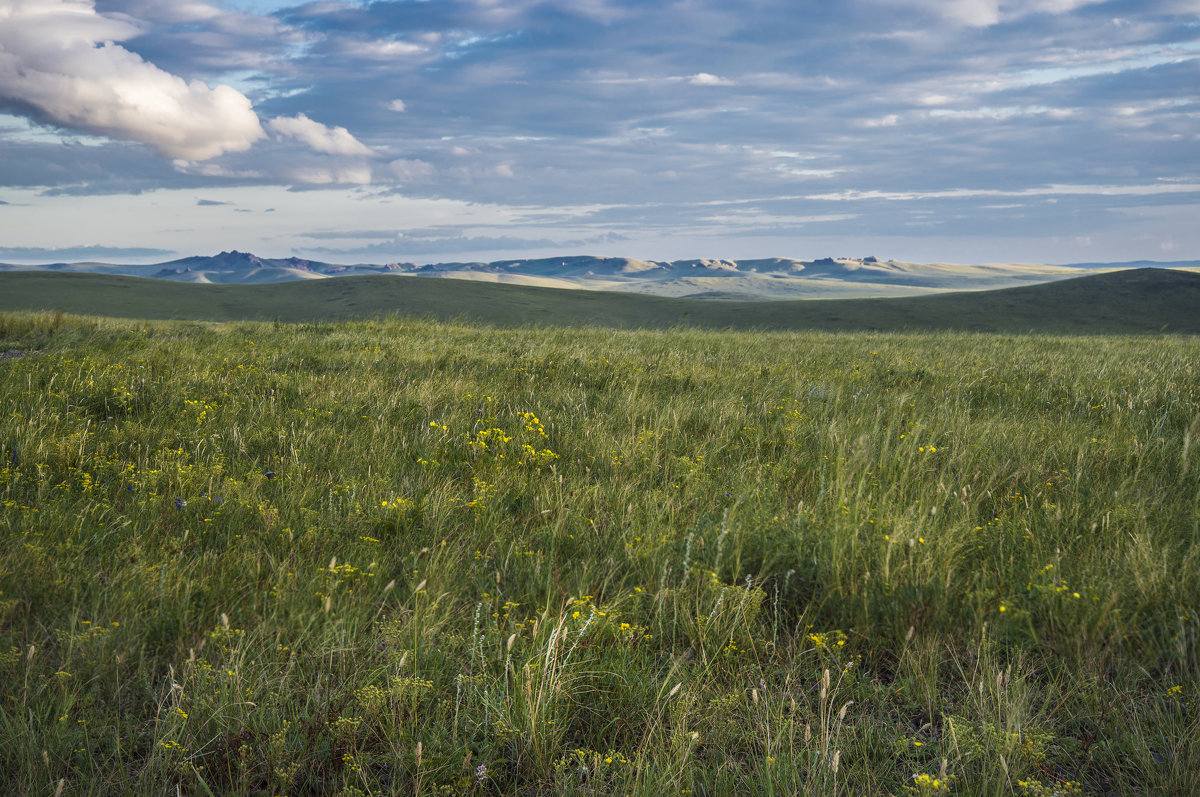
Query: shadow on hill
1,268,1197,334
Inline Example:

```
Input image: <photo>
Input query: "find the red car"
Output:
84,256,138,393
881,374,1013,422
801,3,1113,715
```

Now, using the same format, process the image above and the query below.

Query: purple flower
475,764,489,783
174,498,186,510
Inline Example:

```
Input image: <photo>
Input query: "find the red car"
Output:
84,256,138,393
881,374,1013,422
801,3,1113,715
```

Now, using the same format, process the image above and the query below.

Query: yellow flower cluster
906,773,953,794
807,629,848,648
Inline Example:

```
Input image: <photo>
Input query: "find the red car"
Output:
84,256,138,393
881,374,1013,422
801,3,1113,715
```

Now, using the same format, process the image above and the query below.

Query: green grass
1,310,1198,795
1,267,1198,333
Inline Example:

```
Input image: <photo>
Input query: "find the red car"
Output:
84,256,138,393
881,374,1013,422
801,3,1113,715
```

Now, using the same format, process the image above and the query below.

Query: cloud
0,0,265,160
687,72,735,86
172,160,265,180
389,158,435,182
346,38,427,60
804,183,1200,202
878,0,1111,27
265,113,375,156
387,99,407,112
304,234,562,257
196,198,230,206
861,114,901,127
0,244,174,261
286,165,373,185
298,229,403,241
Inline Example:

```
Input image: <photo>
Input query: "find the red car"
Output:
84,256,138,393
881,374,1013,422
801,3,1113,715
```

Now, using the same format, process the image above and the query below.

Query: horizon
1,248,1200,269
2,1,1198,266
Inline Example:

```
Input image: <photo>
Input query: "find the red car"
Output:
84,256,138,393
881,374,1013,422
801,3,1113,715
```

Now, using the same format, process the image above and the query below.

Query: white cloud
172,160,265,179
288,165,373,185
0,0,265,160
389,158,434,182
387,99,407,112
266,113,375,156
105,0,221,24
687,72,735,86
880,0,1109,27
861,114,901,127
943,0,1001,26
806,183,1200,202
351,39,427,60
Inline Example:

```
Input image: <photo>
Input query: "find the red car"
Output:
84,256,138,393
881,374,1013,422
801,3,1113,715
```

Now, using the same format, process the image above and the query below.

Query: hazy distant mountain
2,251,1196,299
1058,259,1200,270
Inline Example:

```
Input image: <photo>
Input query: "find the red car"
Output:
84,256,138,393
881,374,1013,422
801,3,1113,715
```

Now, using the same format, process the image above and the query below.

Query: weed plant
1,311,1197,795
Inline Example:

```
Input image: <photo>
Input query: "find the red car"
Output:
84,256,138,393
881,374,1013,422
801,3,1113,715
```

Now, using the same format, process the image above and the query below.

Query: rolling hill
1,266,1197,334
0,251,1162,300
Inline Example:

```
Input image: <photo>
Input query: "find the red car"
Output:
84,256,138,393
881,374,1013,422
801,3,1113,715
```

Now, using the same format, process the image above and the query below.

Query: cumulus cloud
687,72,735,86
0,0,265,159
266,113,375,157
387,99,407,112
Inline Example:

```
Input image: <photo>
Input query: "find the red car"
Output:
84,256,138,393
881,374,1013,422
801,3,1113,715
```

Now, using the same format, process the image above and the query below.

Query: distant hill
0,250,1155,300
1,267,1197,334
1060,259,1200,270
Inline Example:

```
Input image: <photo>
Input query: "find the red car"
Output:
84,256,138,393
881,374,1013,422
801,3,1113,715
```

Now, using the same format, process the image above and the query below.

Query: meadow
2,267,1199,334
0,311,1197,795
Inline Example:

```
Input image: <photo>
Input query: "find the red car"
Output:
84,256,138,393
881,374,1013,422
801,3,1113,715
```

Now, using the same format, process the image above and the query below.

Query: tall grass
1,311,1197,795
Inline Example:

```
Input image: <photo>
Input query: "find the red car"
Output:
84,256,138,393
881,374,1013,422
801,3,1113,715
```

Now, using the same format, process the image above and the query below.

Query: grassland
1,311,1197,795
1,267,1198,333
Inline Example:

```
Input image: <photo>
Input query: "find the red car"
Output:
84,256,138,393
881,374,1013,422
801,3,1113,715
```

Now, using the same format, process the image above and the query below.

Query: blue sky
1,0,1198,264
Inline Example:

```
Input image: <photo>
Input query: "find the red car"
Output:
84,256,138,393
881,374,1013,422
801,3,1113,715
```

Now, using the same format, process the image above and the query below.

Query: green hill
1,267,1197,333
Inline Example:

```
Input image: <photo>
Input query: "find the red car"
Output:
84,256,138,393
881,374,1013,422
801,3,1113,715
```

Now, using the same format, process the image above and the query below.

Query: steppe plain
1,265,1197,795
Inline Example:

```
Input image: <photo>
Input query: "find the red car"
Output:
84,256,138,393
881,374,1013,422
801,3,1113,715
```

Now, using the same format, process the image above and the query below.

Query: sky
1,0,1198,265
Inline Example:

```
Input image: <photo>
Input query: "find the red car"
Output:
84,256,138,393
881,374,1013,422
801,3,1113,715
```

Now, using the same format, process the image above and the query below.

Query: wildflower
475,764,489,783
174,498,186,510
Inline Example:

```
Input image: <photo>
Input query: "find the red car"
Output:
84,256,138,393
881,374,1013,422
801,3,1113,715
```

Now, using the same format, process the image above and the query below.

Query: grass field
1,267,1199,333
1,311,1198,795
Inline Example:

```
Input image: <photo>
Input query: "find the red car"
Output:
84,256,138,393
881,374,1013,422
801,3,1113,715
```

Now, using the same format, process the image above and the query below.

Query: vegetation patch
1,311,1197,794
